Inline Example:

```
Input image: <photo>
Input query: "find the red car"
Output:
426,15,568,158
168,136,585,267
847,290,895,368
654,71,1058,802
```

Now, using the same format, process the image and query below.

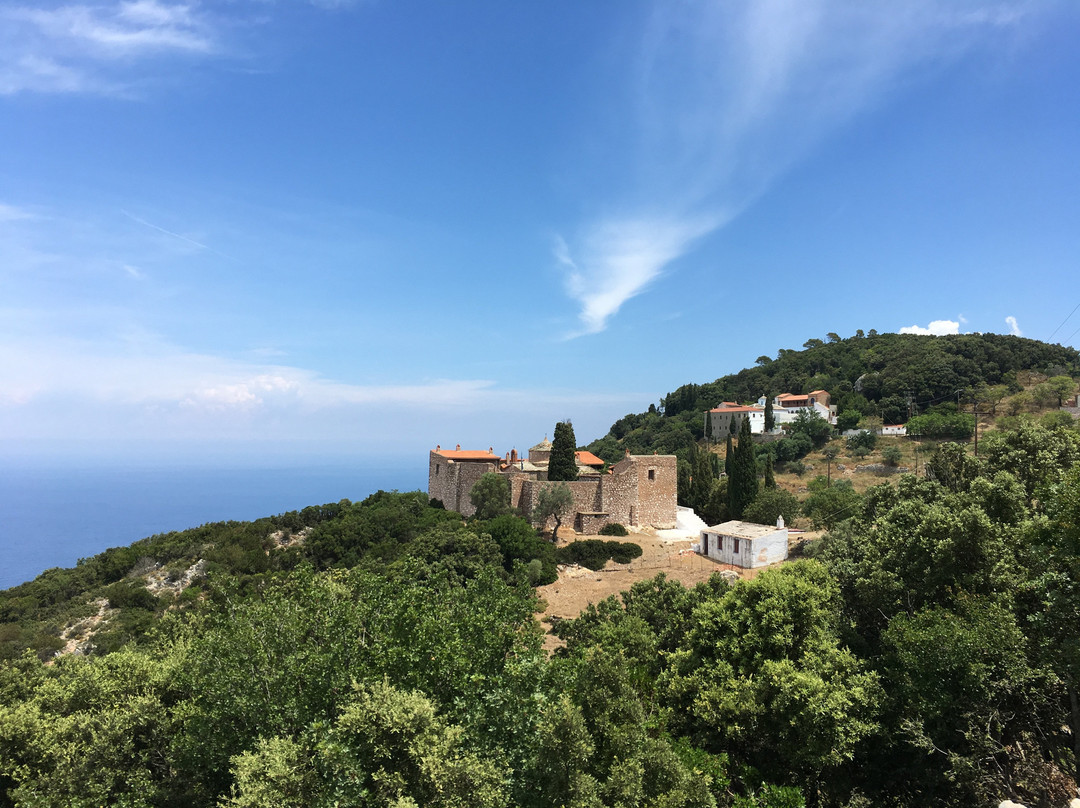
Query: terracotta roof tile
435,450,501,461
575,450,605,466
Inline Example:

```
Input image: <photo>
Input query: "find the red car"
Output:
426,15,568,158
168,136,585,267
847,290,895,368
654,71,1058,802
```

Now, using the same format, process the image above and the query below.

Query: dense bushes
0,492,559,660
846,429,877,452
555,540,643,570
905,405,975,439
598,522,628,536
588,333,1078,459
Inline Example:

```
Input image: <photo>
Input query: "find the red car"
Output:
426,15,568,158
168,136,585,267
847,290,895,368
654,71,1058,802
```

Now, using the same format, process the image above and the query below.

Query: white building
698,517,789,568
705,402,765,438
757,390,836,426
879,424,907,436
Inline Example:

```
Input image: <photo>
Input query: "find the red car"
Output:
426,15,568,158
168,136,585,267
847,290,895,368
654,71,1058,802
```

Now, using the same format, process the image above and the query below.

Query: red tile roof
808,389,829,396
435,449,501,461
709,405,763,413
575,450,605,466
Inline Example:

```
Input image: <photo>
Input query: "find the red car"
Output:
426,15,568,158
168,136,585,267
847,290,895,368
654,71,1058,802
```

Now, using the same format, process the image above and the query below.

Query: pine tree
728,416,759,518
548,421,579,482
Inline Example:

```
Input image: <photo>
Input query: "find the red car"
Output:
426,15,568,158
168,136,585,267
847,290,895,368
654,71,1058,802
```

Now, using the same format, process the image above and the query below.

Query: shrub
846,429,877,452
469,473,511,520
742,488,800,527
881,446,903,467
906,410,975,440
555,540,643,570
599,522,628,537
775,432,813,462
803,479,862,529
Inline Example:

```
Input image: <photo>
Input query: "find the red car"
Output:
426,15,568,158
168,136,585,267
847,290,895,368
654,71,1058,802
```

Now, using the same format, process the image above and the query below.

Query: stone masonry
428,444,677,534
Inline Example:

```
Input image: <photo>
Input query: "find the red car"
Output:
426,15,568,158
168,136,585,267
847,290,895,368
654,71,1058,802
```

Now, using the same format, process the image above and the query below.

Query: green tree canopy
548,421,579,482
727,417,759,518
534,482,575,539
469,472,511,520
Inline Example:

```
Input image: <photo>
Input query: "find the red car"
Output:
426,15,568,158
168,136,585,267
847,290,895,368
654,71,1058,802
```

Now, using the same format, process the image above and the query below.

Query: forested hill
587,332,1079,460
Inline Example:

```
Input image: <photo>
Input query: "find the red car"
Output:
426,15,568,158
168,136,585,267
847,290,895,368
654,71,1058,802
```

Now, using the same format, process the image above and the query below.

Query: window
733,538,740,553
648,469,655,481
435,464,440,476
717,535,723,551
702,535,709,554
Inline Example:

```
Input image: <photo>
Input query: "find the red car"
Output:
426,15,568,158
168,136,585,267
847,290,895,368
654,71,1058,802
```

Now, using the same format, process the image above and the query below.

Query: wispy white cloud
899,319,962,336
558,1,1038,335
120,209,226,256
556,214,722,336
0,1,216,94
0,331,491,412
1005,315,1022,336
0,330,646,456
12,1,213,55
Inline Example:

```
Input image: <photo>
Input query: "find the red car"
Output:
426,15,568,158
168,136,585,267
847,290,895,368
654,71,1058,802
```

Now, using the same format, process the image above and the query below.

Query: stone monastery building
428,439,677,533
706,390,837,440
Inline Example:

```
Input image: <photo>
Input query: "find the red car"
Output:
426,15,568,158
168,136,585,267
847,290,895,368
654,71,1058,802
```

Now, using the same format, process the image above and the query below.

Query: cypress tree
764,396,775,432
690,448,716,516
728,416,759,518
763,452,776,489
548,420,579,481
705,409,714,444
725,435,733,477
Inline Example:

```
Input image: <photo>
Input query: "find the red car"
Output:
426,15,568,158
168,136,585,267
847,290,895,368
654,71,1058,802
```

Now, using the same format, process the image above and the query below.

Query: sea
0,462,424,590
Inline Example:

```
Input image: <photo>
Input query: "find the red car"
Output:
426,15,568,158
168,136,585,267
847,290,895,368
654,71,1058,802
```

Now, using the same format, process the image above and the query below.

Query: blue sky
3,0,1080,466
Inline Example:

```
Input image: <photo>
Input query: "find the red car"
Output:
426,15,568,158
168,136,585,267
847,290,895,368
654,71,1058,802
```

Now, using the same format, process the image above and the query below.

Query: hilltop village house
706,402,765,439
707,390,837,438
698,517,789,568
428,440,677,533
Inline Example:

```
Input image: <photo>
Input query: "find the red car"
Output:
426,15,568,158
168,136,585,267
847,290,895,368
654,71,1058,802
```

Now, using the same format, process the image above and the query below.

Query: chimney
777,515,785,529
511,448,518,463
456,444,461,451
436,444,441,451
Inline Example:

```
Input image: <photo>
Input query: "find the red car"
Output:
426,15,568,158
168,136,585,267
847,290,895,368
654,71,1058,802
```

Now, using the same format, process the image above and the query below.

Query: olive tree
533,483,574,540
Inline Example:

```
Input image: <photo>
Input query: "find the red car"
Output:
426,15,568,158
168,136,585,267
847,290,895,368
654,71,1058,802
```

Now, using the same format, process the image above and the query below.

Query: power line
1048,301,1080,343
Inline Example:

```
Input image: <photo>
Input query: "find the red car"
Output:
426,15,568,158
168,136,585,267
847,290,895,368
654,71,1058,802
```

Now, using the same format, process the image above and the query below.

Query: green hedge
555,540,643,571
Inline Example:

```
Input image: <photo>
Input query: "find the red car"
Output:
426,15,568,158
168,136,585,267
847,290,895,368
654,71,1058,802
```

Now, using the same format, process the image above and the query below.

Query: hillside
2,333,1080,807
586,332,1079,461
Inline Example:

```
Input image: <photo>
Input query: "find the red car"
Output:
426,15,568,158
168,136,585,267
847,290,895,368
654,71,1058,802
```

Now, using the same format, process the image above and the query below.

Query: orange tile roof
777,393,806,401
575,450,605,466
709,405,763,413
809,389,829,396
435,449,501,461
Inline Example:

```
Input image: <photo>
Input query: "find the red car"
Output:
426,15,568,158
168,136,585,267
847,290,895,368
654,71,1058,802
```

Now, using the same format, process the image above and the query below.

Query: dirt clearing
536,529,755,652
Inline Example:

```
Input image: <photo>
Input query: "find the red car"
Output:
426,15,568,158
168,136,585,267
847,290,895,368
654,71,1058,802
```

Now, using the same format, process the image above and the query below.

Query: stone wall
627,455,677,528
429,448,677,533
517,477,603,531
428,452,497,517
